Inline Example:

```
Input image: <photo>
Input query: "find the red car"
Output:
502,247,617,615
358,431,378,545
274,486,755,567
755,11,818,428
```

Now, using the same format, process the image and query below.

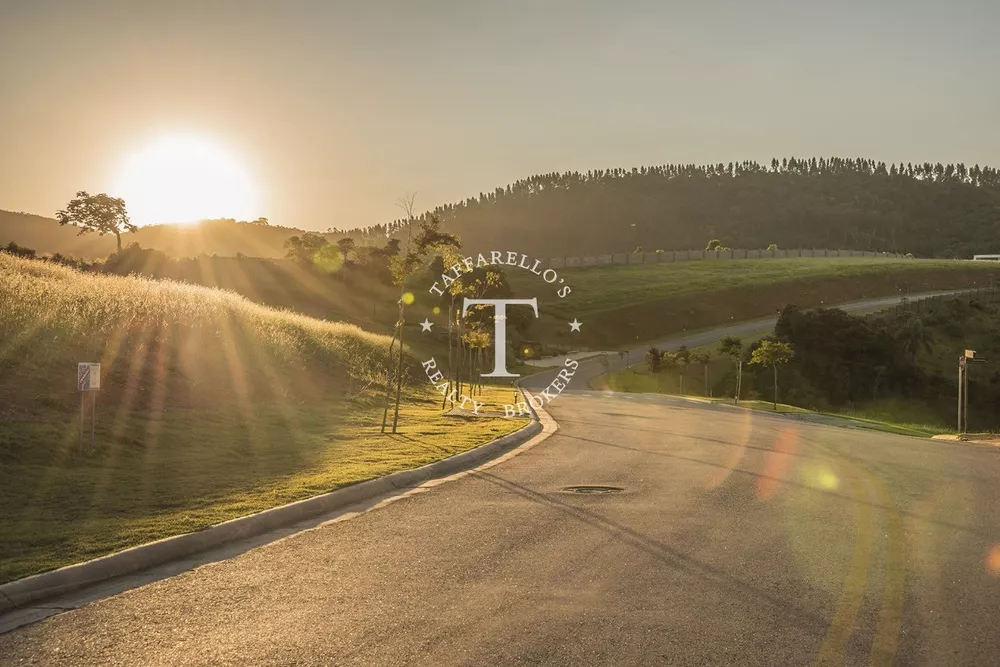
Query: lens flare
987,545,1000,575
705,407,751,489
312,245,343,273
755,426,799,501
401,292,415,305
801,462,840,491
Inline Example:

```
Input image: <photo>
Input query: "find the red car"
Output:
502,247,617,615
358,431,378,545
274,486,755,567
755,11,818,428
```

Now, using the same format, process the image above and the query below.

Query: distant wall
539,249,907,269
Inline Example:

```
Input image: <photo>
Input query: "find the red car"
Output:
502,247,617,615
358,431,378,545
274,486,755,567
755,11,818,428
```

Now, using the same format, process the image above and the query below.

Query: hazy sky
1,0,998,229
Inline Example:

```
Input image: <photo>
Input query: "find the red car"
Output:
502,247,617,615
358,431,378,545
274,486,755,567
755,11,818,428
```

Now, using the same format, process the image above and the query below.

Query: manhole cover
561,485,624,494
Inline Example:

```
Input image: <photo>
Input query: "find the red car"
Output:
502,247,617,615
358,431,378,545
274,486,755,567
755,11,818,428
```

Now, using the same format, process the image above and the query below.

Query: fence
540,249,908,269
863,286,1000,320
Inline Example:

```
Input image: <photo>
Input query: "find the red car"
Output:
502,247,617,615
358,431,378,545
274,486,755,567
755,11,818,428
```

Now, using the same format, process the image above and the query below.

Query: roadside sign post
959,351,986,434
958,356,964,433
955,357,965,433
77,362,100,455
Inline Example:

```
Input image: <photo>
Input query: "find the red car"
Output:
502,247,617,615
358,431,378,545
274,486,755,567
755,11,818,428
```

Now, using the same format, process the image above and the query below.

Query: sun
111,133,262,226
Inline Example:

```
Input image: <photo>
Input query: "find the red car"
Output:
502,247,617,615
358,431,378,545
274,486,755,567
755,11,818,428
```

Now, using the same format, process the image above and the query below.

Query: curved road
2,291,999,666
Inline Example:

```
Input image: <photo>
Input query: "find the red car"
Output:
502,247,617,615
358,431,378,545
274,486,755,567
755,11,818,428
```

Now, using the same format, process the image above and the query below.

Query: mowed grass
547,258,1000,315
0,254,527,583
0,388,526,584
506,257,1000,348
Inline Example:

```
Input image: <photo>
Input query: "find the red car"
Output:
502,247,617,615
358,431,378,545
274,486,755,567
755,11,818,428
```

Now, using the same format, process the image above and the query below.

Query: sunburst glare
111,133,262,226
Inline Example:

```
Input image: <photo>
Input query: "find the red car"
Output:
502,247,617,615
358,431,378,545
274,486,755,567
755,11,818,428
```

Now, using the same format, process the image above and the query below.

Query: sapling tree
381,197,459,433
691,350,712,396
719,335,744,404
749,339,794,410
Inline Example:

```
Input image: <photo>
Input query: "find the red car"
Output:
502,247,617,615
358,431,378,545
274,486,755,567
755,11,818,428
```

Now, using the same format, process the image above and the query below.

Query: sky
1,0,998,230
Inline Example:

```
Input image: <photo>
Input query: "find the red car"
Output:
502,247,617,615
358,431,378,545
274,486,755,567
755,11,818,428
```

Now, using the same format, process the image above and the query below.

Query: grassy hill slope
508,258,1000,350
0,254,523,583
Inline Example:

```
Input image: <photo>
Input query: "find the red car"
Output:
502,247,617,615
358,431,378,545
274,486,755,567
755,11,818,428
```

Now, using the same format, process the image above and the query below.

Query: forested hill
7,157,1000,260
401,157,1000,258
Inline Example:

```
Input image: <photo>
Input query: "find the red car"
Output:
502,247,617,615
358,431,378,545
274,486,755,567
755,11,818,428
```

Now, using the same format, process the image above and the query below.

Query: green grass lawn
546,258,1000,314
0,385,527,584
0,253,529,584
506,257,1000,350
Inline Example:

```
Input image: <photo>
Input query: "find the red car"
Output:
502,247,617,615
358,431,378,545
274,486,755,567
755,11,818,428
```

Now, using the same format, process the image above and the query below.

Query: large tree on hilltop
56,191,136,252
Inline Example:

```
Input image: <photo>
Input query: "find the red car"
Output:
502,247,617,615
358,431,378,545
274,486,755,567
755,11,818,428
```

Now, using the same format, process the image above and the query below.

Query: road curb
0,408,544,614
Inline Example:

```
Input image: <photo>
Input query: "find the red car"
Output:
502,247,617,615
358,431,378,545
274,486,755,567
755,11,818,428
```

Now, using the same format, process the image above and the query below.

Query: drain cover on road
561,485,624,494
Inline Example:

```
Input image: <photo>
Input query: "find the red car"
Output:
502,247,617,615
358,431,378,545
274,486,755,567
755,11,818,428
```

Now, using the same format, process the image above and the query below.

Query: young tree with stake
691,350,712,396
749,339,794,410
673,345,691,395
719,336,744,404
381,196,458,433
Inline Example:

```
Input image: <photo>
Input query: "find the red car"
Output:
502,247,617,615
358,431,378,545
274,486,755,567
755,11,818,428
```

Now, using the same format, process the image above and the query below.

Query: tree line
707,298,1000,428
380,156,1000,259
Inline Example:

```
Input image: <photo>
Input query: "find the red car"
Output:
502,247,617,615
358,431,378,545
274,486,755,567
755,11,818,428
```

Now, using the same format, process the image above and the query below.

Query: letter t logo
462,298,539,377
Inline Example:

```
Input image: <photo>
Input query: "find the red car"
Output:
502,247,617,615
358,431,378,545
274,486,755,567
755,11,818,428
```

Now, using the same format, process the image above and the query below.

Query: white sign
77,363,101,391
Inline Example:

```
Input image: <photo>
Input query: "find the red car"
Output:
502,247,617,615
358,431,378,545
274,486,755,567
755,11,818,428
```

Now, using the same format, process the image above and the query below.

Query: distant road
3,287,998,666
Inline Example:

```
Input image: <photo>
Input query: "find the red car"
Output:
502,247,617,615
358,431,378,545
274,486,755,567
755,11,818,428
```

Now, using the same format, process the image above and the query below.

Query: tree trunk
475,347,482,395
115,230,122,252
442,301,455,410
388,211,414,431
391,303,405,432
734,360,741,405
467,345,473,397
456,320,464,401
772,364,778,410
380,325,399,433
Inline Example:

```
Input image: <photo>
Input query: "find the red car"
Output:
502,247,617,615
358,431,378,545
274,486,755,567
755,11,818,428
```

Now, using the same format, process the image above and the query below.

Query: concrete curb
0,409,544,614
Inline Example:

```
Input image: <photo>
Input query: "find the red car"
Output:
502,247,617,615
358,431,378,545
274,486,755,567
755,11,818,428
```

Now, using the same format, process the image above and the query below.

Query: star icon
420,318,434,332
569,318,582,332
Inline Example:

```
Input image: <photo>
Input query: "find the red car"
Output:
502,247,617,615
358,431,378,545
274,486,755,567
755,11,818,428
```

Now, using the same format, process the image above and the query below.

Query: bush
2,241,36,259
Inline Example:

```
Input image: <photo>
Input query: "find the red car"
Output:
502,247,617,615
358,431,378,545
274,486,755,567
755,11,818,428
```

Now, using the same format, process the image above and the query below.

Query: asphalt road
3,291,1000,665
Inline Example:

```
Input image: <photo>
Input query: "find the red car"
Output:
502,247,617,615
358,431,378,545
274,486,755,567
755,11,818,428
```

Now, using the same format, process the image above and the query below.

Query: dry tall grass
0,252,394,416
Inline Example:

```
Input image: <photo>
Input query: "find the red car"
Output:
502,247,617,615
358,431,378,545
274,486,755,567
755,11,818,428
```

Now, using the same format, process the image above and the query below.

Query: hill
0,211,379,260
73,250,1000,361
0,254,523,582
98,244,400,330
0,210,115,258
506,257,1000,351
0,251,390,412
10,156,1000,262
413,157,1000,258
